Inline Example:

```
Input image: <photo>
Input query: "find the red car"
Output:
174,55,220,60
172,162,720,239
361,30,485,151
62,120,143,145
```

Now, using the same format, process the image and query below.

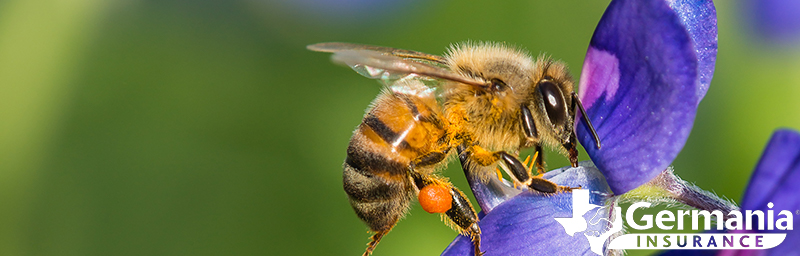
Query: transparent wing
330,50,488,88
308,42,489,89
307,42,448,67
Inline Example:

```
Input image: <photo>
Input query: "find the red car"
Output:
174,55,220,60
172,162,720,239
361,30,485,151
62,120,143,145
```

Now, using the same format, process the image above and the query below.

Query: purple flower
658,129,800,256
576,0,717,195
443,0,721,255
443,163,619,255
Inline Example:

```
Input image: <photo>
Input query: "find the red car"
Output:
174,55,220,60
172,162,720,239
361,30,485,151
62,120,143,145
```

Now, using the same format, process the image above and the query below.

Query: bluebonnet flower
440,0,757,255
656,129,800,256
736,129,800,255
575,0,717,196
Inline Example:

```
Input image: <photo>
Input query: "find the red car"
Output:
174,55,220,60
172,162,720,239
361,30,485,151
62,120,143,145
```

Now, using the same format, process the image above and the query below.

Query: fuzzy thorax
442,42,577,157
443,42,534,152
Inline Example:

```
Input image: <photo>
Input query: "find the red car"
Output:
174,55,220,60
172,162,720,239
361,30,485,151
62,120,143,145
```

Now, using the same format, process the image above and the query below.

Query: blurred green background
1,0,798,255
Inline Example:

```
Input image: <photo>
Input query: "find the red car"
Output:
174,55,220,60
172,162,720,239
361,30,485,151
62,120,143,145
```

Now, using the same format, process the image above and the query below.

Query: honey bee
308,42,600,256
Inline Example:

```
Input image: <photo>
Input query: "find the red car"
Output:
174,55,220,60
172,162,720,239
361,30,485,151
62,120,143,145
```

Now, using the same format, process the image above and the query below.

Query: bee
308,42,600,256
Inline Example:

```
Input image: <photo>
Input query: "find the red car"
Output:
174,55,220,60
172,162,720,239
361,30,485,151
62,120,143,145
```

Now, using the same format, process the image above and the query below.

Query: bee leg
519,104,548,174
520,104,538,147
495,151,553,193
496,150,579,194
533,145,546,174
363,230,389,256
446,184,483,255
411,150,449,167
445,186,482,256
466,145,529,182
467,145,570,194
409,172,483,256
495,151,530,185
465,145,503,166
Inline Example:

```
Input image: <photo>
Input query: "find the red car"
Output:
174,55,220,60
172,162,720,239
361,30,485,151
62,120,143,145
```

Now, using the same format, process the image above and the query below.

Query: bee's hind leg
446,187,483,256
442,186,483,256
363,230,388,256
409,171,483,256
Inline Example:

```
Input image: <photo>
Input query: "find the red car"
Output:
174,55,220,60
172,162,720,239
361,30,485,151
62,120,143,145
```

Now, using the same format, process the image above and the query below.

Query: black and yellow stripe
342,90,446,233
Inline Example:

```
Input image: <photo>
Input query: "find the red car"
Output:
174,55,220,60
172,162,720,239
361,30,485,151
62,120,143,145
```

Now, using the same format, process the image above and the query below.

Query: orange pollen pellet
418,185,452,214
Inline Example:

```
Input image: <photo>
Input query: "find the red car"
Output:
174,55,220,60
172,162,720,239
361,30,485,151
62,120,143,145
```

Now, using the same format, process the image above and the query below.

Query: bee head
444,43,578,151
526,57,576,147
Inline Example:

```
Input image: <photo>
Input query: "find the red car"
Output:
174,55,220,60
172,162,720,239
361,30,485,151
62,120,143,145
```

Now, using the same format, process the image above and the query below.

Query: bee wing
328,50,488,88
307,42,447,66
308,42,489,89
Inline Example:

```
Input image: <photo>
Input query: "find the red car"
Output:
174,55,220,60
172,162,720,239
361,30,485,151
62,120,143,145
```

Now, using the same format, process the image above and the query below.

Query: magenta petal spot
578,48,620,111
576,0,716,195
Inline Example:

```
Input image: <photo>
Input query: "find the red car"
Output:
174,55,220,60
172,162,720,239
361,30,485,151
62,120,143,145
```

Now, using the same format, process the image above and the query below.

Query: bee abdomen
341,89,444,232
342,147,408,201
343,151,412,231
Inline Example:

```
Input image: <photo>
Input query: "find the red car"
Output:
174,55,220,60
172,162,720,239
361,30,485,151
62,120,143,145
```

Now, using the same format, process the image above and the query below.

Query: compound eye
537,81,567,126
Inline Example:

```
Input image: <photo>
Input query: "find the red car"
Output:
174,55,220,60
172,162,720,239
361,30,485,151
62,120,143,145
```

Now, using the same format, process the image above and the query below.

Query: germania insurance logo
554,189,794,255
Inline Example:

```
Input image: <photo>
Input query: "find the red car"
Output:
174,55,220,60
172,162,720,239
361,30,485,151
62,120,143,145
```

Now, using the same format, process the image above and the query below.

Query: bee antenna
572,92,601,149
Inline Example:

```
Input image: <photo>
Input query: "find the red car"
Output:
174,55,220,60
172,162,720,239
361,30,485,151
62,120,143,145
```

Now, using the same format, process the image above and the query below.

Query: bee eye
490,79,508,91
537,81,567,126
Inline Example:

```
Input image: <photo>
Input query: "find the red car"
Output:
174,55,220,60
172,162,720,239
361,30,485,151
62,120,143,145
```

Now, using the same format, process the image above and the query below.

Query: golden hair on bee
307,41,601,256
442,42,584,170
442,42,536,152
445,42,535,77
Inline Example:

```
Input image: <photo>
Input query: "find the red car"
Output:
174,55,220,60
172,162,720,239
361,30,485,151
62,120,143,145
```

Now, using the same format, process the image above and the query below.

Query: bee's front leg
463,144,570,194
520,104,547,174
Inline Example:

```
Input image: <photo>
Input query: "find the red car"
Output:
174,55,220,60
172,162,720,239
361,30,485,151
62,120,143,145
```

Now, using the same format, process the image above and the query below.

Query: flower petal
666,0,717,99
442,164,614,256
576,0,717,194
657,130,800,256
740,129,800,256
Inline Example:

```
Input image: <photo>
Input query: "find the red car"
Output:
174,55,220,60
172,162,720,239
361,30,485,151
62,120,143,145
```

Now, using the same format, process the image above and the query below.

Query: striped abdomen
343,87,446,232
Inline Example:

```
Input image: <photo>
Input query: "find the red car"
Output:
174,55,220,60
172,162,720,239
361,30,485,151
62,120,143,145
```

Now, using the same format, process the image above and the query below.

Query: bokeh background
1,0,799,255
